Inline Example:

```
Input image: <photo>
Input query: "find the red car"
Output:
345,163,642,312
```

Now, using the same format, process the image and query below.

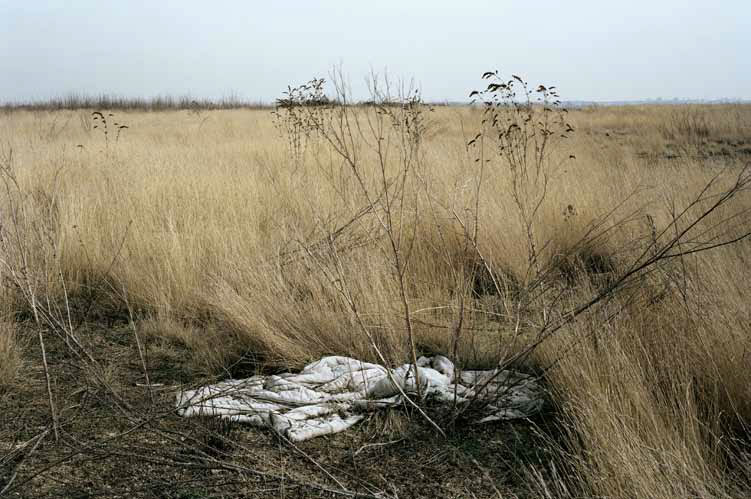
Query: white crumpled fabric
176,355,543,442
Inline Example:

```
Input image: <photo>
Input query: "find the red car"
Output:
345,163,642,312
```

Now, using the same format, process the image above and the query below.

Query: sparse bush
658,106,712,156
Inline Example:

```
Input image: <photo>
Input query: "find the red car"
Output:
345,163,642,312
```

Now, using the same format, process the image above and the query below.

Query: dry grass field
1,90,750,497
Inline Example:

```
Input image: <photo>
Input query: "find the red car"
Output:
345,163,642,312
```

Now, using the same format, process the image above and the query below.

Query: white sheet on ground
176,355,543,442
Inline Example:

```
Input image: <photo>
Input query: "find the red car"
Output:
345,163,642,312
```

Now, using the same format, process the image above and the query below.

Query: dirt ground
1,323,557,498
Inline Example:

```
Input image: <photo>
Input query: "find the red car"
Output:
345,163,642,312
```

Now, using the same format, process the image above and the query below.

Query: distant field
1,101,750,497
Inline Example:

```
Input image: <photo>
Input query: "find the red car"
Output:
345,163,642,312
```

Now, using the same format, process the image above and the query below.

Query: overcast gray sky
2,0,750,103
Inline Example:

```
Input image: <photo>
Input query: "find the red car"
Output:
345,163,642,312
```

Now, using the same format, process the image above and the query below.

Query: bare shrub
657,106,712,156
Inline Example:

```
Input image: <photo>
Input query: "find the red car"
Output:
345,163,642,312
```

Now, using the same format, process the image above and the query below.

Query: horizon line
1,94,750,111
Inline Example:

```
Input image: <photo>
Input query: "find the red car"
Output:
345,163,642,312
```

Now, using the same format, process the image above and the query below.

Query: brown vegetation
1,82,750,497
0,322,22,388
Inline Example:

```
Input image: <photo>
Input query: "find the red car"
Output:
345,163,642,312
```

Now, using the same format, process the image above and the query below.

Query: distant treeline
2,93,748,112
0,94,456,112
0,95,272,112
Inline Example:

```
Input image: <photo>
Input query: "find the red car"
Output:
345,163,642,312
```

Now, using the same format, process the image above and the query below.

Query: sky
1,0,750,103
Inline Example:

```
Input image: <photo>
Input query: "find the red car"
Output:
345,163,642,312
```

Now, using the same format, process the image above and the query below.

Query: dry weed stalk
274,69,442,427
0,147,60,441
270,70,751,433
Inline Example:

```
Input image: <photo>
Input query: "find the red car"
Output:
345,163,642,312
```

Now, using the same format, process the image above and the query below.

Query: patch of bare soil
1,323,557,498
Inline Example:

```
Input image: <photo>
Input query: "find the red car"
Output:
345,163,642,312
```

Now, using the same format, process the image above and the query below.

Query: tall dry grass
529,250,751,497
1,100,750,496
0,322,22,387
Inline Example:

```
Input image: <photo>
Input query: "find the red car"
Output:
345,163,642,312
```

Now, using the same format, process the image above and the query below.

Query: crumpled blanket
176,355,543,442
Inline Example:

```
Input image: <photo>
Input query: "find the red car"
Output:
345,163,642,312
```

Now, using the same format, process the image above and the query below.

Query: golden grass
532,276,751,497
1,103,750,495
0,321,22,387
